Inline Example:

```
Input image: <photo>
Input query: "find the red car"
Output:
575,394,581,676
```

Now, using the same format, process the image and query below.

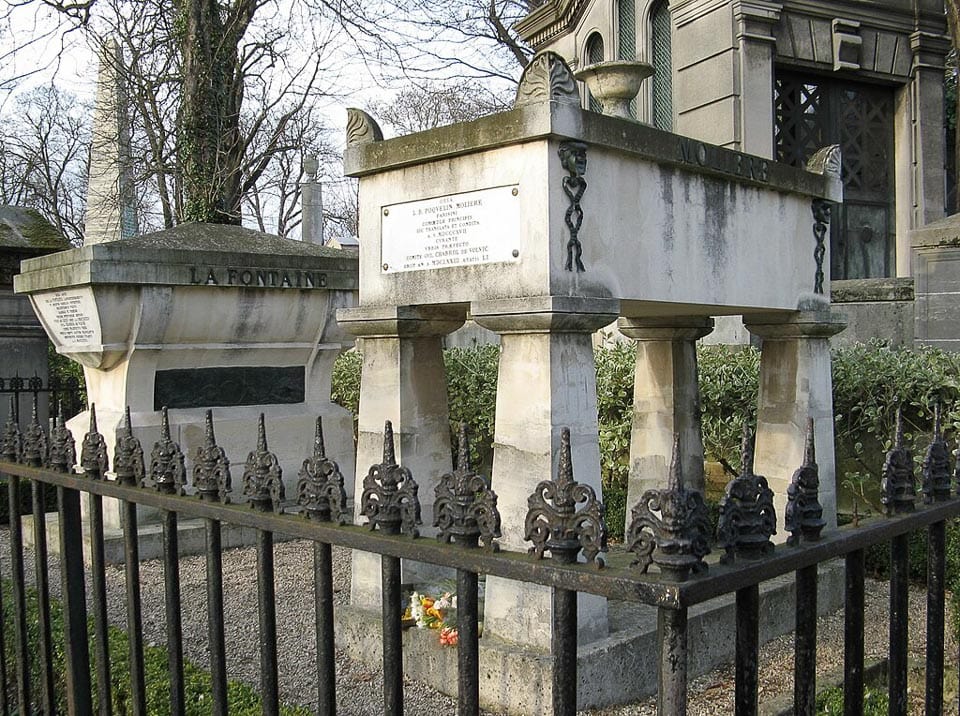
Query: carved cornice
515,0,591,51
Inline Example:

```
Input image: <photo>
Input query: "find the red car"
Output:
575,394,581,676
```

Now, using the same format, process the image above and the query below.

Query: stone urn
574,60,654,119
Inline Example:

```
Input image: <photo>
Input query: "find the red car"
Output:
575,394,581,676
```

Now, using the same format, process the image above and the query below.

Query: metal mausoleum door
774,72,896,280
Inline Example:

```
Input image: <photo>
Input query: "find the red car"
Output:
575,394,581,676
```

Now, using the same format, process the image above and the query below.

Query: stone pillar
618,316,713,536
337,305,464,609
894,30,949,276
732,0,781,158
472,296,618,650
300,155,324,245
744,310,846,537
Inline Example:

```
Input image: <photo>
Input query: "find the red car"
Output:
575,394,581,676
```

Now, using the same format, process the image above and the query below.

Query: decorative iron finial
716,424,777,562
147,407,186,495
48,406,76,474
525,427,607,566
114,406,145,486
922,404,951,504
880,406,916,516
297,417,348,524
242,414,284,512
360,420,421,536
21,395,48,467
1,397,22,462
192,410,231,502
434,423,501,550
784,418,825,546
80,405,109,479
627,435,711,581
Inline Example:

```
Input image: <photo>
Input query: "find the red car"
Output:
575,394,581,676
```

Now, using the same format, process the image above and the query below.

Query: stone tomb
15,223,358,559
338,52,845,713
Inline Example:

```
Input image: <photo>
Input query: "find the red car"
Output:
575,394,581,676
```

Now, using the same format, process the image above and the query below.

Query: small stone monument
15,223,358,558
338,50,845,712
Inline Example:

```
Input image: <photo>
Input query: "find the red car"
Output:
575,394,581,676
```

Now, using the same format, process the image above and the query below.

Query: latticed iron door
775,72,896,280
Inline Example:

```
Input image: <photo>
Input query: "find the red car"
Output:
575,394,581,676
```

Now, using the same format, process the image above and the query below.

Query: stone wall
830,278,915,349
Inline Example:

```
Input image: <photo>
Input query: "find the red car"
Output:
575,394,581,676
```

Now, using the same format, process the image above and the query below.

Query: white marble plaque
380,185,521,273
36,288,102,347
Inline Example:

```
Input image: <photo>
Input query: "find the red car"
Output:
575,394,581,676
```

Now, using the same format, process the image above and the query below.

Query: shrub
816,684,888,715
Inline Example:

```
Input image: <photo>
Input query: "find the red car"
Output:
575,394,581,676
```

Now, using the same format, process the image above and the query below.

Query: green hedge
1,581,309,714
331,341,960,526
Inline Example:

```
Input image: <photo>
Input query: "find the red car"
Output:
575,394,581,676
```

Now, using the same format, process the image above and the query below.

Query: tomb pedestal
473,296,616,649
745,308,847,535
618,316,713,535
336,304,464,608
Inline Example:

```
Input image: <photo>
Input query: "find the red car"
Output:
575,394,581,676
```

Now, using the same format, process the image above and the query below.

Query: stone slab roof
0,206,69,251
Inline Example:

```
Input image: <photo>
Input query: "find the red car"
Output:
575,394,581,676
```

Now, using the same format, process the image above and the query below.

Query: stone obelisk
84,39,137,245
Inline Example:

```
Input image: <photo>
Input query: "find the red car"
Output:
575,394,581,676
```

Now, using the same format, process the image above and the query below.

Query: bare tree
369,80,510,135
0,85,89,245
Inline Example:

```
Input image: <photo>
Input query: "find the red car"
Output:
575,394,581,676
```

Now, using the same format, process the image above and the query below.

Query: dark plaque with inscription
154,366,305,410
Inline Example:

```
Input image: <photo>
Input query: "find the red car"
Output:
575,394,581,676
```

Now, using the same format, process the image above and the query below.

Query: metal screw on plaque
716,424,777,563
922,403,952,504
627,436,711,581
512,187,518,196
784,418,825,546
360,420,421,536
434,423,501,550
382,263,389,271
525,427,607,566
48,406,76,474
193,409,231,503
383,208,389,216
880,405,916,516
114,406,145,486
81,404,109,479
512,249,520,258
148,406,186,495
297,416,348,524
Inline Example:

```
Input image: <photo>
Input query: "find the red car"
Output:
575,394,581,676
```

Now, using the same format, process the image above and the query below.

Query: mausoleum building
516,0,949,283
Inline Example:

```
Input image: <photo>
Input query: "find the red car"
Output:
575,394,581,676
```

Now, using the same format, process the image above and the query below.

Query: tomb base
334,559,844,714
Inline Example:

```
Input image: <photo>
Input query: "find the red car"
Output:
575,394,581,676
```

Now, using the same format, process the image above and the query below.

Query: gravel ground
1,529,956,715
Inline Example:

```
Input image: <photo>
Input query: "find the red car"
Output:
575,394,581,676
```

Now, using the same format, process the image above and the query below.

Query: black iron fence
0,375,84,426
0,400,957,715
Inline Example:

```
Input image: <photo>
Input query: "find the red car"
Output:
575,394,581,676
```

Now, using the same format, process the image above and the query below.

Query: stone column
744,310,846,537
732,0,781,158
618,316,713,536
337,305,465,609
472,296,618,650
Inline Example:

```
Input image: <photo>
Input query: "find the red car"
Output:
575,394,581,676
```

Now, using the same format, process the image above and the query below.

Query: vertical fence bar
889,533,909,716
0,560,7,716
32,479,55,713
205,518,228,716
735,584,759,716
843,549,865,716
58,484,93,715
314,541,336,716
162,510,185,715
794,564,818,715
87,493,112,716
381,554,403,716
456,569,479,716
258,529,279,715
7,474,30,712
552,587,577,716
657,606,688,716
122,500,147,715
926,520,945,716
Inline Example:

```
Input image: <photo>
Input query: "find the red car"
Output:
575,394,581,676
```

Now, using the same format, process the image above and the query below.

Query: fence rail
0,402,957,715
